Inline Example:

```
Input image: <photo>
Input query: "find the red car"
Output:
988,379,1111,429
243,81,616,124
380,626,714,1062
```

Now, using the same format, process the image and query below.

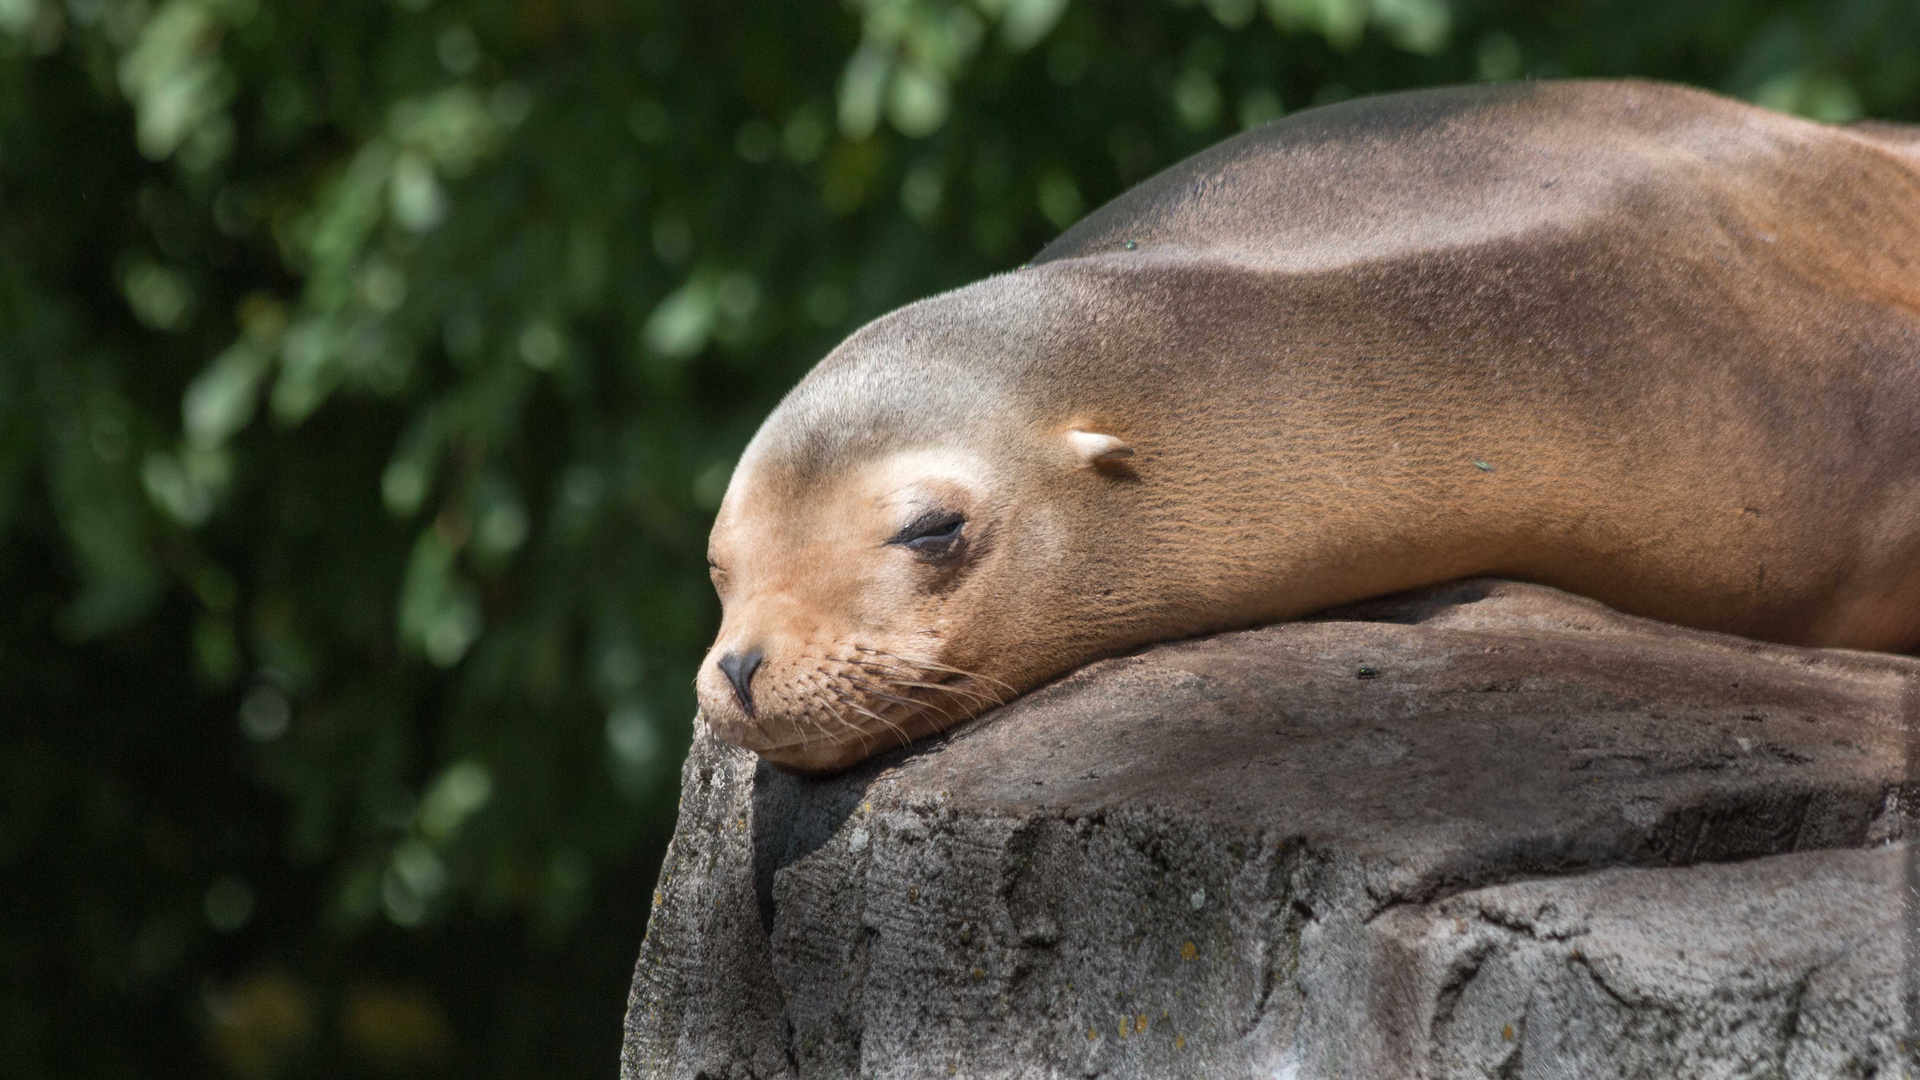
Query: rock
621,580,1920,1079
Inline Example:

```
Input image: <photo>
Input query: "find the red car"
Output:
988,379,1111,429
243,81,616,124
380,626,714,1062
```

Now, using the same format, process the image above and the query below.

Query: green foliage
2,0,1914,1075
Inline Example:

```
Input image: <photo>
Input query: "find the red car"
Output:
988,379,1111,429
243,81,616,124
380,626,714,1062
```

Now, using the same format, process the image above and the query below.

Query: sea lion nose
716,647,764,717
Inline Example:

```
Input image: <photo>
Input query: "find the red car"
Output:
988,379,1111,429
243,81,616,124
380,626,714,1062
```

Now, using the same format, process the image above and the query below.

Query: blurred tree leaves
1,0,1915,1075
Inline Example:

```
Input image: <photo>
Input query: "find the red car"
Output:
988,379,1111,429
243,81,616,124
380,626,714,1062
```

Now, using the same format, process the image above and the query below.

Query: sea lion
698,79,1920,772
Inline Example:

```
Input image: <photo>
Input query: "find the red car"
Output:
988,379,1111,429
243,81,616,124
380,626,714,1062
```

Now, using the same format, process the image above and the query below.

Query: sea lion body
701,80,1920,771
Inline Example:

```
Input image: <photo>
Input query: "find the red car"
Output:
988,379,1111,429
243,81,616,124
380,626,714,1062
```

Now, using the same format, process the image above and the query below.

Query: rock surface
621,580,1920,1079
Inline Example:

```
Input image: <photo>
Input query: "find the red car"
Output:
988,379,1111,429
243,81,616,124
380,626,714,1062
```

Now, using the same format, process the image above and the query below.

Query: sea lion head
696,274,1138,772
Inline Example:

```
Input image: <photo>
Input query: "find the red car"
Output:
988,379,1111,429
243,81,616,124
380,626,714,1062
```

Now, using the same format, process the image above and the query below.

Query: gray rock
622,580,1920,1079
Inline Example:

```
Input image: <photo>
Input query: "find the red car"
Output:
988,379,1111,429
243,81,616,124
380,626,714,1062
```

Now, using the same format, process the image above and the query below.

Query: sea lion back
1033,80,1920,292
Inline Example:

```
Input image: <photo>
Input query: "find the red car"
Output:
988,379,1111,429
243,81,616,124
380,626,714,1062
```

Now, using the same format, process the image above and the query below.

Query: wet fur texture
700,79,1920,772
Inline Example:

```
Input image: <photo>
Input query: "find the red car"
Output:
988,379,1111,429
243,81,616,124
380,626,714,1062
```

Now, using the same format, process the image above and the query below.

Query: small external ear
1065,429,1134,468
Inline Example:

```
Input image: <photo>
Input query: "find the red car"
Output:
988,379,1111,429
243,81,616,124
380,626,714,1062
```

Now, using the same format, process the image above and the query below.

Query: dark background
2,0,1915,1076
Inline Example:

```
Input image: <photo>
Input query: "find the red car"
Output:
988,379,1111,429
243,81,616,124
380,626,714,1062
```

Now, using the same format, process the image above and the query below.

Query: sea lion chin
696,78,1920,773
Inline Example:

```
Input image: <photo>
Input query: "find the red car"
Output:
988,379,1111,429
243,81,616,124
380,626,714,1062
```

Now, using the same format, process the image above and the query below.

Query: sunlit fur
699,80,1920,772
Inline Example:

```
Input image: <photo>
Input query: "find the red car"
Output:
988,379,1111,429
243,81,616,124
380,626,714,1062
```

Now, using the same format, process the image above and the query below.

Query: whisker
779,650,1016,760
814,695,873,756
891,678,1004,709
790,658,902,752
828,686,906,732
842,674,961,726
859,647,1018,699
841,674,945,715
841,661,999,705
824,653,987,720
798,674,853,748
829,688,910,746
797,652,933,702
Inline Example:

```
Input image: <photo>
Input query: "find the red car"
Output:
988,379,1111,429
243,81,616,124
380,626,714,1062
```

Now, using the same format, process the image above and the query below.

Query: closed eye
890,510,965,551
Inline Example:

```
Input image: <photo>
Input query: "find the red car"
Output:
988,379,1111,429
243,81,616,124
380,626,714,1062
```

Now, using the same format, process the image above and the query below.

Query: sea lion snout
714,647,763,716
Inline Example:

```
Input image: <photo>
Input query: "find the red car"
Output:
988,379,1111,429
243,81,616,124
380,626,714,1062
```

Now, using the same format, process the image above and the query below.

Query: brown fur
700,80,1920,771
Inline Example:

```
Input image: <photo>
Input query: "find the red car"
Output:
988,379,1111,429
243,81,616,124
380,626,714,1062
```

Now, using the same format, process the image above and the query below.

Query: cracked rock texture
621,580,1920,1079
